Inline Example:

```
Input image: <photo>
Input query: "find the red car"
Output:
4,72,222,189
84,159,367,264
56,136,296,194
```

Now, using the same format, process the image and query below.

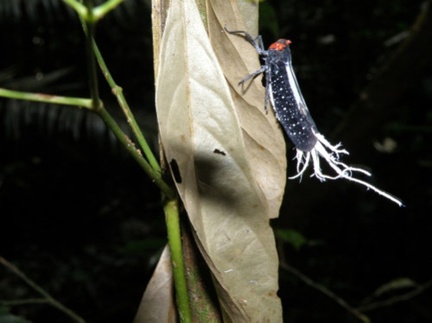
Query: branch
357,279,432,312
0,257,86,323
0,88,92,109
280,261,370,323
163,199,192,322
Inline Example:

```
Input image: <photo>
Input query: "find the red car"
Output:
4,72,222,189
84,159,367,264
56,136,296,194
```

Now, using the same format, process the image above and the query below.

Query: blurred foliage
1,0,432,322
276,229,308,251
0,305,31,323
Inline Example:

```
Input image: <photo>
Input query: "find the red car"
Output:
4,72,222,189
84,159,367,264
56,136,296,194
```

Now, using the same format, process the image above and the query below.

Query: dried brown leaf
134,246,177,323
155,0,283,321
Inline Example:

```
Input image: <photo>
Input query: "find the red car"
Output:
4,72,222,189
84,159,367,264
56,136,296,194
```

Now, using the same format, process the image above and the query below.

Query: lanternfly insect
225,27,403,206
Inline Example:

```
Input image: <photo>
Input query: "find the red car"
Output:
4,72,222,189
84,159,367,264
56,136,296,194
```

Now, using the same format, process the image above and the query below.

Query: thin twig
0,257,86,323
75,1,162,174
90,37,162,173
83,0,101,111
93,0,126,20
96,108,175,198
280,261,370,323
1,298,50,305
0,88,92,108
357,279,432,312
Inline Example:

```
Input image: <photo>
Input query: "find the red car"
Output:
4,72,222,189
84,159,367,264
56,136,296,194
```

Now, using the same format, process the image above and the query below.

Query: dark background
1,0,431,322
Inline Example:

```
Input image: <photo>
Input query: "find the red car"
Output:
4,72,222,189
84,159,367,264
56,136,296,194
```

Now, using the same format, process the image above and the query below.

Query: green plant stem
93,0,126,20
79,0,166,194
96,107,175,199
0,257,86,323
70,0,160,174
0,88,92,108
90,37,162,173
62,0,87,18
0,86,174,198
63,0,125,22
2,3,189,322
164,199,192,323
83,0,101,111
80,4,189,320
73,0,161,174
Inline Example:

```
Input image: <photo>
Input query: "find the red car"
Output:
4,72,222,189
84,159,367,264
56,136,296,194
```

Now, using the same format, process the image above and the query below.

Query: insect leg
224,27,267,55
237,65,270,113
238,65,267,86
225,26,269,112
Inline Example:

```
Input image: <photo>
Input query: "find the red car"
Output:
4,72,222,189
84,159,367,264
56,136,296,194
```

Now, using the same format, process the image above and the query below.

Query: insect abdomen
269,63,317,152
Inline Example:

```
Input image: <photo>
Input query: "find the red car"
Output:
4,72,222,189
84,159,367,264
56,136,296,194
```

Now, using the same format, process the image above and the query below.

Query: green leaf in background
276,229,307,251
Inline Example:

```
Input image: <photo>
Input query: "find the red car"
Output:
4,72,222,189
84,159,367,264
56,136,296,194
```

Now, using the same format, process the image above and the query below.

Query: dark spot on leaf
213,149,226,156
170,159,182,183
